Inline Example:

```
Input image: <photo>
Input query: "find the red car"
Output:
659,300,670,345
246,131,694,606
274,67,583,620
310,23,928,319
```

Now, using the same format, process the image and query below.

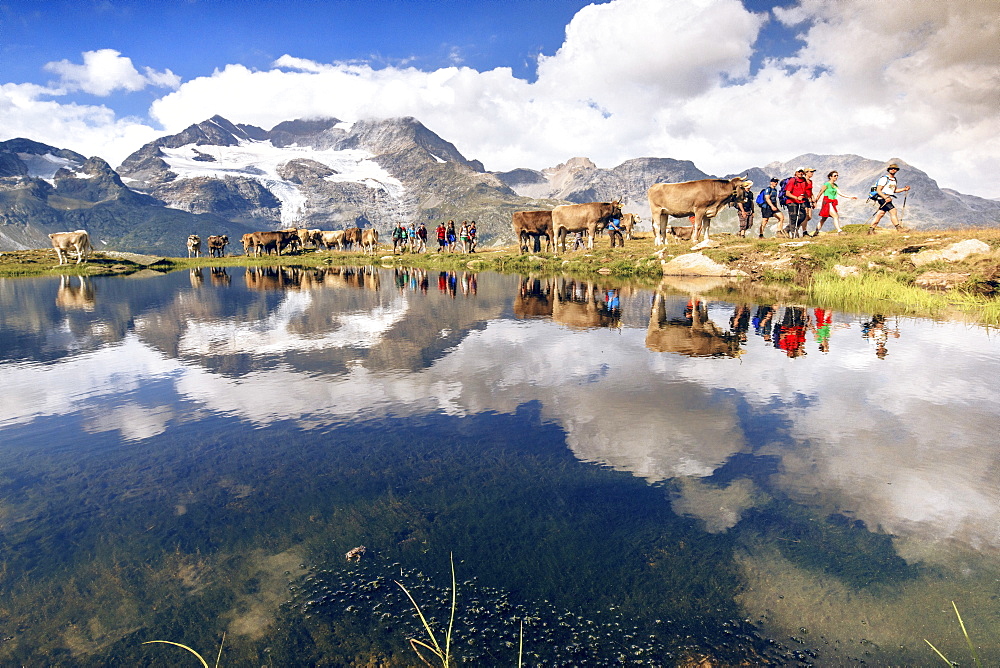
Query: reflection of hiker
869,163,911,234
861,314,899,359
814,307,832,352
730,304,751,343
777,306,810,358
752,305,775,342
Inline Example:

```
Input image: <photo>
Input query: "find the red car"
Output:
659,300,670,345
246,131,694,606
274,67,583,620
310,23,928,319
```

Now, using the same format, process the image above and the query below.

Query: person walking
784,169,812,238
606,214,624,247
417,222,428,252
734,184,755,237
802,167,817,236
757,177,783,238
869,163,911,233
446,220,457,252
813,171,857,235
459,221,471,253
436,222,447,252
467,220,477,252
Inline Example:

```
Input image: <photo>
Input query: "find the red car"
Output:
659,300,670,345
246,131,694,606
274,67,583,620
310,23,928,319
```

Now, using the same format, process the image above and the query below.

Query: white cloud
2,0,999,197
43,48,180,96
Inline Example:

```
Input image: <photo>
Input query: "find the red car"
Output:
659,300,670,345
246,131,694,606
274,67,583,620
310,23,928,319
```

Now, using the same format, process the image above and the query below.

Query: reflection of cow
210,267,231,286
187,235,202,258
645,293,742,357
189,268,204,287
648,177,752,245
55,275,96,310
207,235,228,257
512,210,554,253
49,230,93,265
551,201,622,252
514,277,620,329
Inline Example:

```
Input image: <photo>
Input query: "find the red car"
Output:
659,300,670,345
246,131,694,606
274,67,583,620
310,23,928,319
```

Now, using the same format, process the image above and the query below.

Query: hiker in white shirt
869,163,911,233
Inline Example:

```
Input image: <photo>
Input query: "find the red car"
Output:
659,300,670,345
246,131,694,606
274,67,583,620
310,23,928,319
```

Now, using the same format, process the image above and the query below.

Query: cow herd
239,227,380,257
511,176,753,250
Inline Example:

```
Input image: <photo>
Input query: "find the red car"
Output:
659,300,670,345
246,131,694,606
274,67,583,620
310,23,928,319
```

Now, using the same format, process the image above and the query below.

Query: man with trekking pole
868,163,911,233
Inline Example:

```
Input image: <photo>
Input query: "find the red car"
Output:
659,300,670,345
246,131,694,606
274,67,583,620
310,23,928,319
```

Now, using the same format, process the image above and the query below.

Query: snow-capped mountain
117,115,541,238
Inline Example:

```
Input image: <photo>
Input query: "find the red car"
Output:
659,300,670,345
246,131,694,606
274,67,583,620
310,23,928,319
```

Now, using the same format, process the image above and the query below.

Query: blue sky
2,0,998,197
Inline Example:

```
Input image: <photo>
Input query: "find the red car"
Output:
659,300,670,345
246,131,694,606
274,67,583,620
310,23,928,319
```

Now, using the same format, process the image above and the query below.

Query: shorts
875,196,894,212
760,205,779,218
818,197,838,218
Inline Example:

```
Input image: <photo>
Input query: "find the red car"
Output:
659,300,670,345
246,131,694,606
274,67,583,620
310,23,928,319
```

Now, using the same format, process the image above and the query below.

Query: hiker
802,168,817,236
436,222,447,251
813,170,857,235
446,220,457,251
784,169,812,238
734,185,755,237
869,163,911,233
459,221,471,253
392,222,407,253
468,221,477,252
606,215,624,247
757,178,784,238
417,222,428,252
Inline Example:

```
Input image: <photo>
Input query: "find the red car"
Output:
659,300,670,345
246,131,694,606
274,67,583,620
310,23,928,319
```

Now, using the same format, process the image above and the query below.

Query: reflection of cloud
177,291,409,356
84,403,173,442
671,478,764,533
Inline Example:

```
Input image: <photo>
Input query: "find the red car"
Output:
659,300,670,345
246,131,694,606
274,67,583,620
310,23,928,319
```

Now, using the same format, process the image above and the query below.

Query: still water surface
1,266,999,666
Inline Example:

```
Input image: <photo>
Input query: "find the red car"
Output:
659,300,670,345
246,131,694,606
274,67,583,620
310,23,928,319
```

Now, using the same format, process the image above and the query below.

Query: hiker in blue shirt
757,178,783,238
606,215,624,248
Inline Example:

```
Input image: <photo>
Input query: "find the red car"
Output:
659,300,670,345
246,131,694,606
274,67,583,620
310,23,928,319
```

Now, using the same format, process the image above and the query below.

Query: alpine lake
1,264,999,667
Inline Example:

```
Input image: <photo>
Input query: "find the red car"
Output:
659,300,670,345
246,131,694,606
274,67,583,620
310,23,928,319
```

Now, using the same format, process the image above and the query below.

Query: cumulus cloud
43,48,181,96
3,0,999,196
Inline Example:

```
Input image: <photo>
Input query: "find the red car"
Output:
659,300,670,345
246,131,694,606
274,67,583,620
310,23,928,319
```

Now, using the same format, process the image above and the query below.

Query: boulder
911,239,991,266
833,264,861,278
915,271,970,290
661,252,749,277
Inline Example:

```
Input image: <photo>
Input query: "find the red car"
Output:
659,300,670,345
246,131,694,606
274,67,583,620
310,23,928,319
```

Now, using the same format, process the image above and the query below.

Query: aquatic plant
925,601,982,668
395,553,524,668
142,632,225,667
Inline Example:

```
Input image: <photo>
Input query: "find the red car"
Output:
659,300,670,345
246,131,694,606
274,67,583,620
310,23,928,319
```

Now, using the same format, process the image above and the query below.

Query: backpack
777,178,792,206
868,175,889,202
756,188,768,206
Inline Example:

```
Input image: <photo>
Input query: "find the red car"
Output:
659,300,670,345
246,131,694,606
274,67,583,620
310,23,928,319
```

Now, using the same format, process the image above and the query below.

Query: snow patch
159,139,405,227
17,152,79,179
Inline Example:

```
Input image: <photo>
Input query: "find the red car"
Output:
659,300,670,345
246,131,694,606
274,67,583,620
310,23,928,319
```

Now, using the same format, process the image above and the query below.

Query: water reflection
2,267,1000,664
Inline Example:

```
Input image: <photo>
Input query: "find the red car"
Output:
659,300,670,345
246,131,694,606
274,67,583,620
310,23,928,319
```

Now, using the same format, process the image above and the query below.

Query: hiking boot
894,225,911,233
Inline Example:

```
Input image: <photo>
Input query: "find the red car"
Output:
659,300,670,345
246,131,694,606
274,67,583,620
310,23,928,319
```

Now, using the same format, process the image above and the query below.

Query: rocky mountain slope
0,138,250,255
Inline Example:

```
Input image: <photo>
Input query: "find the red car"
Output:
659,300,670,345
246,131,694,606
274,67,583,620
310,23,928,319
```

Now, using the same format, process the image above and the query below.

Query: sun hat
887,163,900,170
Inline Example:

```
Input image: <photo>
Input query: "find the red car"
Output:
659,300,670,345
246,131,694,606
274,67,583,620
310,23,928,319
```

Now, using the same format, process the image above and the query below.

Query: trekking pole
898,194,908,227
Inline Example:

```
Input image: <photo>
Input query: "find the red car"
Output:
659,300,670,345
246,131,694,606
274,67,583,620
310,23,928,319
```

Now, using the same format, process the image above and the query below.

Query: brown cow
49,230,93,265
186,234,201,258
360,228,379,254
249,230,297,256
551,200,622,252
342,227,362,250
621,213,639,240
511,210,554,253
648,177,752,245
645,293,742,357
318,230,346,250
207,235,228,258
241,233,256,255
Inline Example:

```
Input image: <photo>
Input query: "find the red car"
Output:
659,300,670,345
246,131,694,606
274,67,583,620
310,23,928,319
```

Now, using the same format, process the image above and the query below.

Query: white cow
187,235,202,258
48,230,93,265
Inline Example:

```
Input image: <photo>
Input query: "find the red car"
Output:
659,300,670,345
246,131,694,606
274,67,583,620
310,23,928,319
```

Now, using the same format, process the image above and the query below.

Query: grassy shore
4,225,999,323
